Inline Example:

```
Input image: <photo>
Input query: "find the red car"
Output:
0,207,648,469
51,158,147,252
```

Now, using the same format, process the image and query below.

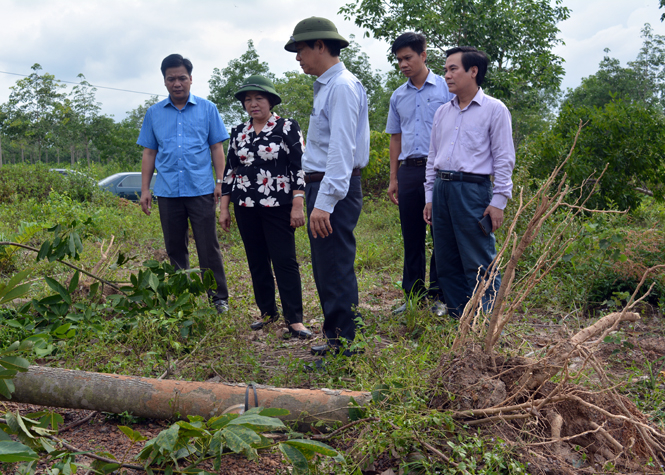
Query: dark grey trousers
157,194,228,302
306,176,363,347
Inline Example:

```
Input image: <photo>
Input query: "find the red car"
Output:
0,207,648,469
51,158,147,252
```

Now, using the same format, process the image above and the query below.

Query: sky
0,0,664,121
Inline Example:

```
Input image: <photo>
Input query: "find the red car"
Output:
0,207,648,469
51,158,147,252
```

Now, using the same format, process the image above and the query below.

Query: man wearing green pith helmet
284,17,370,368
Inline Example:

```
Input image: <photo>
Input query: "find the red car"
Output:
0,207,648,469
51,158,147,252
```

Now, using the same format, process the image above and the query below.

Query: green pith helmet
234,75,281,106
284,16,349,52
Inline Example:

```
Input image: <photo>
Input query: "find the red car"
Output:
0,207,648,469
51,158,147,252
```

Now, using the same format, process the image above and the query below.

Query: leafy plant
132,408,343,474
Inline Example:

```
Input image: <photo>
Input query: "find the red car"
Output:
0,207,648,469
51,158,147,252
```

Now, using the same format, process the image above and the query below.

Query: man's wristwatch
216,179,223,184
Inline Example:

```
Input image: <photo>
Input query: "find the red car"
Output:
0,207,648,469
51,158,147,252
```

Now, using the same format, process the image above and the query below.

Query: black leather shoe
249,316,279,331
283,327,313,340
214,300,229,314
310,344,332,356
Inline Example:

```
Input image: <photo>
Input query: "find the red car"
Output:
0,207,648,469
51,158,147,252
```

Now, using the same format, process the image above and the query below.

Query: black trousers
306,176,363,347
234,205,303,325
397,164,443,301
157,194,228,303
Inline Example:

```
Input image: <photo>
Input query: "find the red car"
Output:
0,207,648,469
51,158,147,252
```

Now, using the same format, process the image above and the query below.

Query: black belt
436,170,489,184
304,168,361,184
402,157,427,167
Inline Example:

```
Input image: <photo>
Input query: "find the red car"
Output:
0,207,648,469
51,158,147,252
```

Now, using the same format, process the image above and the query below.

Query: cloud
1,0,663,120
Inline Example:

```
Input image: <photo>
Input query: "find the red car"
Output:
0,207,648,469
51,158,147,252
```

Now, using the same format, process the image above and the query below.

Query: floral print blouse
222,114,305,208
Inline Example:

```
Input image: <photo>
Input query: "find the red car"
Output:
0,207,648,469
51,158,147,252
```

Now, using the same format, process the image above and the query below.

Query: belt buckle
439,171,453,181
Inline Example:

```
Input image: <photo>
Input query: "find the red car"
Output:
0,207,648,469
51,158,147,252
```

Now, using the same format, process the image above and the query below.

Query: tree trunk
2,366,371,424
57,148,60,164
71,145,75,166
21,145,24,163
0,135,3,169
86,142,90,167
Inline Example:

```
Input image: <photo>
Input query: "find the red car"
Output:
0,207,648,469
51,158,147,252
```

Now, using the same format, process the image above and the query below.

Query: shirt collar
165,94,197,109
316,62,346,85
406,69,437,90
452,87,485,110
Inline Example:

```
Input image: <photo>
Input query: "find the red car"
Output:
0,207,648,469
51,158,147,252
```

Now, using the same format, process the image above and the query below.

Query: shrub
361,130,391,195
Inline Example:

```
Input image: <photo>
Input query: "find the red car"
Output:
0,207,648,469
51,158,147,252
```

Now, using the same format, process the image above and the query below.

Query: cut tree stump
2,366,371,424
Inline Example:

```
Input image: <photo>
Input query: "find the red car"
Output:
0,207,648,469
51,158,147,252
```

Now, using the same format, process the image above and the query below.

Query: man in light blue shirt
285,17,370,363
138,53,230,314
386,32,454,317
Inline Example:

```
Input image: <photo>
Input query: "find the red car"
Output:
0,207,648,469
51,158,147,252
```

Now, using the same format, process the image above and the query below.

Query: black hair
239,91,279,110
391,32,427,56
304,39,341,57
445,46,488,86
161,54,193,77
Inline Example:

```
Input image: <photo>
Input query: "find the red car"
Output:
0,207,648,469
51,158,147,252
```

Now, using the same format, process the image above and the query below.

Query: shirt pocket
460,128,485,152
187,124,209,147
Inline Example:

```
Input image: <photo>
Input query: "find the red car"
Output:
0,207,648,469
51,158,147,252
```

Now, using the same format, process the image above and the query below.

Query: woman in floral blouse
219,75,311,339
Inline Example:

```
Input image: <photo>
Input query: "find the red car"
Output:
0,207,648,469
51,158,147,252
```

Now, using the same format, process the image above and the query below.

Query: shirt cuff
490,194,508,210
313,192,338,214
425,190,433,204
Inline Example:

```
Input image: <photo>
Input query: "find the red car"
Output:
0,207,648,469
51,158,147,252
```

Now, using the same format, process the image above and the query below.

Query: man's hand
291,200,305,228
309,208,332,238
483,205,504,232
214,182,222,204
423,202,432,225
140,190,152,216
219,206,231,232
387,179,399,205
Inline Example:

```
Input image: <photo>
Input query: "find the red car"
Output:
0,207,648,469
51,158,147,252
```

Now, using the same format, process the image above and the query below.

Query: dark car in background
98,172,156,201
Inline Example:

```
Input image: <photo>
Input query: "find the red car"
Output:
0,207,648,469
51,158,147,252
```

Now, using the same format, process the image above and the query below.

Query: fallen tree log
1,366,371,424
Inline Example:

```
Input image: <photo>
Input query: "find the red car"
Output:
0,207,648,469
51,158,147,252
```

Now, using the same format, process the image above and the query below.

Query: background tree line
1,0,664,211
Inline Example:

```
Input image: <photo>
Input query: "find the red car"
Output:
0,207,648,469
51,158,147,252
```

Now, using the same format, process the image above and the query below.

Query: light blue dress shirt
385,70,454,160
137,94,229,198
304,62,370,213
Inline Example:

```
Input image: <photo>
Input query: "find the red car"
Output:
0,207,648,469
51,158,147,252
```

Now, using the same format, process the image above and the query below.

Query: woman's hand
219,195,232,232
290,196,305,228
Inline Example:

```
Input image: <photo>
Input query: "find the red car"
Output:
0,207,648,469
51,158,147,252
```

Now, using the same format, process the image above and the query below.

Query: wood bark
1,366,371,424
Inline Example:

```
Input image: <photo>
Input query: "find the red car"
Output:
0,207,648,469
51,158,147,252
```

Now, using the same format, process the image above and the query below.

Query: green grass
2,163,665,473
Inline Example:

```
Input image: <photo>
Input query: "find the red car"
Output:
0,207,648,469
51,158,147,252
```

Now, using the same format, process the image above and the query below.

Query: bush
0,164,103,203
361,130,391,195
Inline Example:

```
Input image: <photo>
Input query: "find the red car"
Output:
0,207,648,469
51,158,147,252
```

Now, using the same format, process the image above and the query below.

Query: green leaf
153,423,179,452
222,425,261,453
40,411,64,431
68,271,80,293
44,276,71,305
148,272,160,293
0,440,39,462
101,463,121,473
0,356,30,372
348,396,366,421
0,341,20,355
0,283,32,305
284,439,339,457
227,414,286,432
0,369,17,380
118,425,147,442
279,442,309,474
208,413,238,430
371,384,390,403
15,413,35,438
0,430,11,441
259,407,290,417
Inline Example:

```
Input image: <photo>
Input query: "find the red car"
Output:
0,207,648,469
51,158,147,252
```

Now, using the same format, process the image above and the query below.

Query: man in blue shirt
386,32,454,317
285,17,370,362
138,54,230,314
